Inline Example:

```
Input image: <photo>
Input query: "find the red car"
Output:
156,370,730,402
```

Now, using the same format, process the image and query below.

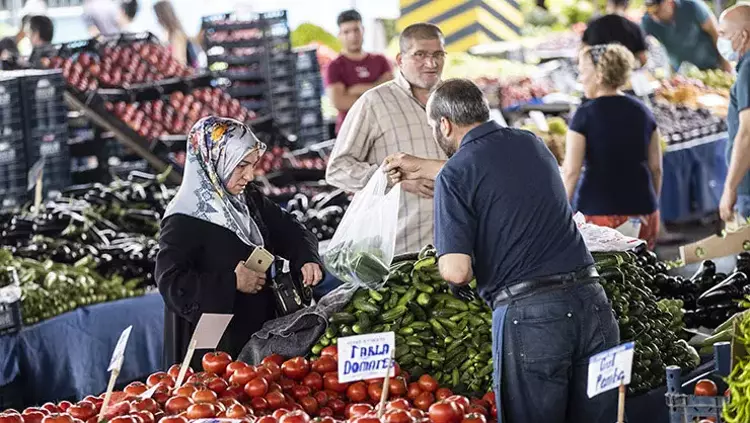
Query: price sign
27,157,45,191
108,325,133,371
174,313,234,388
338,332,395,383
587,342,635,398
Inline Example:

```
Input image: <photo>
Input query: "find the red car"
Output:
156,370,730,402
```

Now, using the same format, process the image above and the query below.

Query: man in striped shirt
326,23,448,255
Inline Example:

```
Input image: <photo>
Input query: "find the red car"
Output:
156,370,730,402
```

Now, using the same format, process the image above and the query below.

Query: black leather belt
492,265,599,308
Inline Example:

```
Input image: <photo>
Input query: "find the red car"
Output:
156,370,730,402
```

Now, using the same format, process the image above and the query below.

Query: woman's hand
235,262,266,294
300,263,323,286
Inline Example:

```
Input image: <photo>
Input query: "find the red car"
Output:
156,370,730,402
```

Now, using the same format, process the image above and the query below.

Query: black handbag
269,258,313,317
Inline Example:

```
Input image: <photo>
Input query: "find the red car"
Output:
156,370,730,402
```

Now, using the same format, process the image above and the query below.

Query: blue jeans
492,282,620,423
737,194,750,219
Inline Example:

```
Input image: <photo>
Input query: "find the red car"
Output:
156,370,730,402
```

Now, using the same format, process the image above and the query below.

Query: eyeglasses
408,50,447,62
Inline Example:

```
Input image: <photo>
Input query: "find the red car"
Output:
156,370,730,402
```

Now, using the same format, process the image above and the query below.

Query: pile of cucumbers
311,246,494,395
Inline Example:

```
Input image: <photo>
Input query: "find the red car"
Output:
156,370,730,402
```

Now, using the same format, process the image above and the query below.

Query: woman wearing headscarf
156,117,324,368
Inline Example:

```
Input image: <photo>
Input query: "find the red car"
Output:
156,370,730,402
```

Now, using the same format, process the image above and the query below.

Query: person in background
28,15,53,48
383,79,618,423
83,0,121,36
718,5,750,222
326,23,447,256
562,44,663,248
0,37,20,70
642,0,732,72
326,9,392,135
153,0,199,68
118,0,140,33
156,117,323,369
583,0,648,66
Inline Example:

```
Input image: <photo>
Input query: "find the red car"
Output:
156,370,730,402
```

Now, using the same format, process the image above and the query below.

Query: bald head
719,3,750,59
721,4,750,31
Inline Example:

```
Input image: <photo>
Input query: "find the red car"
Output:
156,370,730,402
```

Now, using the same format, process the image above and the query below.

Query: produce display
723,310,750,422
0,350,499,423
651,103,726,144
285,190,348,242
322,241,391,288
519,116,567,165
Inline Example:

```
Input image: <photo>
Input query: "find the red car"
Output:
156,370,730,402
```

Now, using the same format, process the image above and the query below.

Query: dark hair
337,9,362,26
0,37,19,56
428,78,490,126
121,0,138,20
609,0,630,7
399,23,443,53
29,15,53,43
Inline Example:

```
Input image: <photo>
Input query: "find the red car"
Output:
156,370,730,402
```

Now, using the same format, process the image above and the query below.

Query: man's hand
384,152,427,183
401,179,434,198
720,186,738,222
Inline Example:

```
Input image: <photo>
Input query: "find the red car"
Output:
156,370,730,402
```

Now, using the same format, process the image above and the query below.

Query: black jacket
155,186,321,369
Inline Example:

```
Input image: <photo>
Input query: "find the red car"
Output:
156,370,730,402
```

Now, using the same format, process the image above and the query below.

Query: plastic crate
299,106,323,129
25,128,71,196
295,48,320,73
0,267,22,336
19,70,68,134
298,126,329,144
297,76,323,101
666,342,730,423
0,134,29,209
0,76,25,139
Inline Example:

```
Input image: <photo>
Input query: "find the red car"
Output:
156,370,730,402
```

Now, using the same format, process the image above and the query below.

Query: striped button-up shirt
326,71,447,255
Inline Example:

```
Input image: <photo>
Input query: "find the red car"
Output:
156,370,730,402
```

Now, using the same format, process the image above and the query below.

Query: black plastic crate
295,48,320,73
298,126,329,144
19,70,68,133
25,128,71,196
297,76,323,101
271,93,296,111
299,106,323,129
229,83,268,98
275,110,298,126
0,134,29,209
0,77,25,140
0,267,22,336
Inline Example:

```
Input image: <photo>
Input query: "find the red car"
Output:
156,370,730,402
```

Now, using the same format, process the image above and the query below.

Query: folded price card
338,332,395,383
108,325,133,371
587,341,635,398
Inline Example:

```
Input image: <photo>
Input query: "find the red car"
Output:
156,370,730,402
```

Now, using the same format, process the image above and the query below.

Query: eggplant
696,271,748,306
690,260,716,292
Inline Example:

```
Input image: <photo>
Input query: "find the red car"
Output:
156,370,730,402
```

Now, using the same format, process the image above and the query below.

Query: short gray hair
427,79,490,126
399,23,443,53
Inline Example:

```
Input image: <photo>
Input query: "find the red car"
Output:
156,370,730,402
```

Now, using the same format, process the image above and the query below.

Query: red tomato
346,382,368,403
264,362,283,382
482,392,495,407
367,382,383,402
346,404,373,419
207,377,229,394
279,410,311,423
407,383,423,401
316,410,334,420
251,397,270,413
323,373,348,393
158,416,187,423
230,365,257,386
263,354,286,367
40,404,59,415
313,391,329,407
245,377,270,398
130,398,160,414
414,392,435,411
303,372,324,392
695,379,718,397
435,388,453,401
225,404,249,419
167,364,194,381
225,361,248,379
66,402,96,421
408,409,426,420
461,415,486,423
186,403,217,420
467,405,488,417
282,357,311,381
269,382,283,393
273,410,291,420
267,391,288,410
429,402,462,423
446,396,470,415
311,357,337,375
174,385,198,398
327,399,346,417
351,417,380,423
383,409,414,423
0,414,23,423
280,378,296,392
320,346,338,360
202,352,233,375
417,375,438,393
146,372,174,388
386,399,410,411
22,412,46,423
41,414,73,423
257,416,278,423
165,396,193,415
133,411,155,423
293,385,313,400
192,388,218,404
108,417,138,423
300,397,319,416
389,377,408,397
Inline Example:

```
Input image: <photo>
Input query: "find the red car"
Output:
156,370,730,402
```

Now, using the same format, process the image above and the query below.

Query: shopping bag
322,168,401,289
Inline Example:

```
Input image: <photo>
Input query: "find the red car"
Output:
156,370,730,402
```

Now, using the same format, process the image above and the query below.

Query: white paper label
139,383,161,400
529,111,549,132
107,325,133,371
587,342,635,398
27,157,45,191
192,314,234,349
338,332,395,383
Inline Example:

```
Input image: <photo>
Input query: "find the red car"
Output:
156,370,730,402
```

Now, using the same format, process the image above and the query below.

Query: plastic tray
665,342,730,423
0,77,25,139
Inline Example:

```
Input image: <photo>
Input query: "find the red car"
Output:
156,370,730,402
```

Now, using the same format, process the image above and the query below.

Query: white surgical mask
718,37,739,62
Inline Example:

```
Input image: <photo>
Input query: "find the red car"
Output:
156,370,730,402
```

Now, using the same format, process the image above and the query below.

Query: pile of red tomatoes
0,348,497,423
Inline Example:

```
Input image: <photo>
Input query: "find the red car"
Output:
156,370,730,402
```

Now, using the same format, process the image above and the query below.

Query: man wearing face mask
384,79,618,423
718,4,750,223
642,0,732,72
326,23,447,256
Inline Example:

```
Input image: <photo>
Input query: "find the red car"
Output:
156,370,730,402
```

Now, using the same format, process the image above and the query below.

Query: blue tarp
0,293,164,404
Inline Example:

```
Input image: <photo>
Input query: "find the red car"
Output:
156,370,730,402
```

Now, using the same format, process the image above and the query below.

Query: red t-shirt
325,53,392,133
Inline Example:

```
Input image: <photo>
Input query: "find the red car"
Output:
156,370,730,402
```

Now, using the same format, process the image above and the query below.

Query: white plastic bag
323,169,401,288
574,212,646,252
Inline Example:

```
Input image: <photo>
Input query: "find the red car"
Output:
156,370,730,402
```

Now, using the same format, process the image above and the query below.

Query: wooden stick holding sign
586,341,635,423
377,350,396,418
98,325,133,422
174,313,233,388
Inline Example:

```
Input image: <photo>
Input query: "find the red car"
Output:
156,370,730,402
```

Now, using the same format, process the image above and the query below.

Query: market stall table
0,293,164,408
661,133,728,223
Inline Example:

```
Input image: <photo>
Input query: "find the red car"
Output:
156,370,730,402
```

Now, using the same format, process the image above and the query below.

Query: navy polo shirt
434,121,594,304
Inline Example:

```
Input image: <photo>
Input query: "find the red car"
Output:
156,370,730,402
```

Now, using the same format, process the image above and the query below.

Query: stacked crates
204,11,298,136
0,70,70,208
294,47,327,145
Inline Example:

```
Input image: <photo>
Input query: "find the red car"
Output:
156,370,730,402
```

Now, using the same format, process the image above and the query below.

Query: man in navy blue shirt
384,79,619,423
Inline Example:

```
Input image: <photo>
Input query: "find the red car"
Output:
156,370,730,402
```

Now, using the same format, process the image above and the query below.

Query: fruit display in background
285,190,349,241
652,103,726,144
38,41,193,90
291,23,342,54
520,116,567,166
496,77,550,110
0,350,499,423
106,87,254,141
206,28,265,44
684,68,735,90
